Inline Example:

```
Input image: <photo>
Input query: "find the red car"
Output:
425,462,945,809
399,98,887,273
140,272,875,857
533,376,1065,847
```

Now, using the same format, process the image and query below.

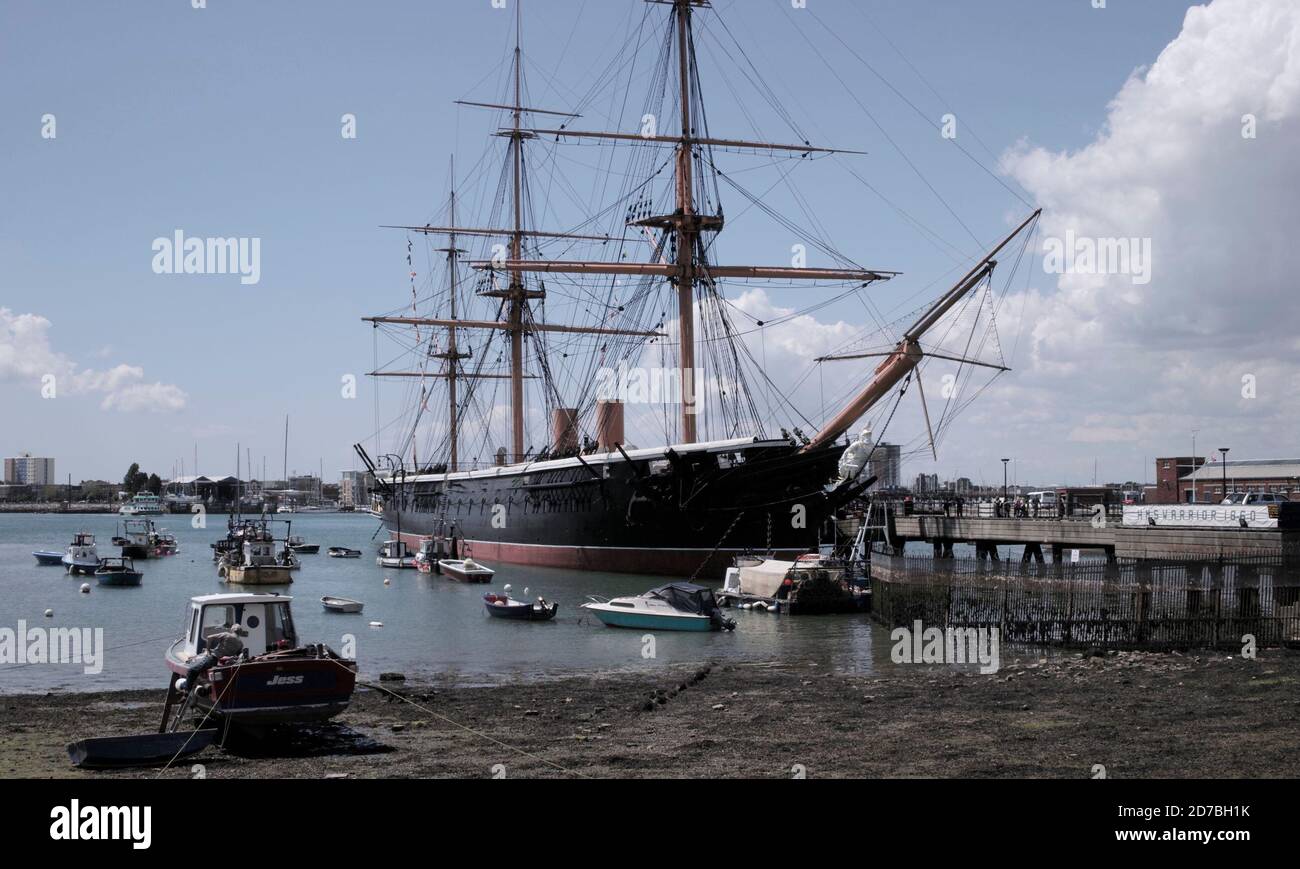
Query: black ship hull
378,437,860,577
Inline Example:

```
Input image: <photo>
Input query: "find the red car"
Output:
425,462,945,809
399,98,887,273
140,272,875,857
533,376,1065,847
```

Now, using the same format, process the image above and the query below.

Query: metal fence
876,497,1129,521
869,546,1300,649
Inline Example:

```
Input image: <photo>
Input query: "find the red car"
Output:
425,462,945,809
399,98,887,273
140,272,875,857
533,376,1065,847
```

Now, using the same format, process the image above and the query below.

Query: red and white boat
163,593,356,728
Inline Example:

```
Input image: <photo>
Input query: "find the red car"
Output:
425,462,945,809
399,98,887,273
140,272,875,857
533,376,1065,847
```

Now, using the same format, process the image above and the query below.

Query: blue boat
33,550,65,566
95,557,143,587
582,583,735,632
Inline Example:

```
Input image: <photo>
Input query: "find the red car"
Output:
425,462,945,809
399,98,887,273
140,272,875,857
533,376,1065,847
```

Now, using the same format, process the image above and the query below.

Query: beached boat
321,595,364,614
61,531,100,575
376,539,416,569
163,593,357,727
582,583,735,632
327,546,362,558
33,550,65,566
95,557,143,587
438,557,494,582
67,729,217,769
483,592,558,621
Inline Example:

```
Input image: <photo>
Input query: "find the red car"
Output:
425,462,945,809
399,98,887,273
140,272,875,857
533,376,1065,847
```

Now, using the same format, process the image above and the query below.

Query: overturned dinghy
67,729,217,769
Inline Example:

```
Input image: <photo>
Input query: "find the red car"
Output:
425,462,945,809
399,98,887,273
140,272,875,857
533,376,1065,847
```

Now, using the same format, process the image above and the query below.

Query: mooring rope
351,669,586,778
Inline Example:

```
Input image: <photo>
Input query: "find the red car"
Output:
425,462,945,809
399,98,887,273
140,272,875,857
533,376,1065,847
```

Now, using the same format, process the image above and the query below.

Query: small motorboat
95,557,143,587
33,550,65,566
288,536,320,554
61,532,100,575
582,582,736,632
438,558,495,582
376,539,417,569
67,729,217,769
328,547,362,558
483,592,558,621
164,592,357,727
321,595,364,614
151,529,179,557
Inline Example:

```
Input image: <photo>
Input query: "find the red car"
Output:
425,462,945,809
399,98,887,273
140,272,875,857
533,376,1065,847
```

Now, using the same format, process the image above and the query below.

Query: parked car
1220,491,1290,506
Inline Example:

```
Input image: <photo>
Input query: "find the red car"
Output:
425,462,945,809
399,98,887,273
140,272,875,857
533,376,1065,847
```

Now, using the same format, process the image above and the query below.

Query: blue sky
0,0,1230,485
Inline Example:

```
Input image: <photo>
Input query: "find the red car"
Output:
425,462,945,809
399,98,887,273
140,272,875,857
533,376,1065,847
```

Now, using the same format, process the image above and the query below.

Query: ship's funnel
552,408,580,454
596,400,624,451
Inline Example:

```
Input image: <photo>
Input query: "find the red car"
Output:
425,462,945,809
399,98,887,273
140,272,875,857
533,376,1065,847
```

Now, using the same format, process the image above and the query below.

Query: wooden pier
870,547,1300,650
888,515,1298,561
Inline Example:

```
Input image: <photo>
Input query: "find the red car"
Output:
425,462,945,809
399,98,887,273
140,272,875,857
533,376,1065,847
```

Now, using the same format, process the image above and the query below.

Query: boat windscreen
648,582,721,617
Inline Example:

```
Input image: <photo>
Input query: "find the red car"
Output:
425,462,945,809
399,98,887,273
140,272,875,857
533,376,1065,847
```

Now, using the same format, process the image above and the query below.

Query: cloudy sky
1,0,1294,489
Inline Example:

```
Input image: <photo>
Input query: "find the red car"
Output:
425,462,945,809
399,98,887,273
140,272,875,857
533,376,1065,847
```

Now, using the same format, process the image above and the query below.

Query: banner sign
1122,504,1277,529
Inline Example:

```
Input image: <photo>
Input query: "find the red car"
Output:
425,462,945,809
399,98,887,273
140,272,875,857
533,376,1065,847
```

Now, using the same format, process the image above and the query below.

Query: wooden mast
674,0,698,443
509,1,526,461
426,170,474,473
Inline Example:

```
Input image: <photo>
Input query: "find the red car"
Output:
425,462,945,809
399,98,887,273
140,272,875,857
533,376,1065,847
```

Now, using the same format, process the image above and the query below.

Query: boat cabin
121,518,153,544
379,539,411,559
179,593,298,659
241,537,281,567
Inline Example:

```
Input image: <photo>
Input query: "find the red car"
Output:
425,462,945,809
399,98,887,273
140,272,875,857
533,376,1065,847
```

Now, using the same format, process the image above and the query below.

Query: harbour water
0,512,884,693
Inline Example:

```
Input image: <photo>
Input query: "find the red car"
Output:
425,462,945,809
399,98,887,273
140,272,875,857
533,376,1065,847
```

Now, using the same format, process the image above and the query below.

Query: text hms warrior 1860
358,0,1038,576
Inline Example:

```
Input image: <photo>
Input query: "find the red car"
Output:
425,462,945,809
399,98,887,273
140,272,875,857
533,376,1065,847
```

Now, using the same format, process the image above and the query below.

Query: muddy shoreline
4,650,1298,778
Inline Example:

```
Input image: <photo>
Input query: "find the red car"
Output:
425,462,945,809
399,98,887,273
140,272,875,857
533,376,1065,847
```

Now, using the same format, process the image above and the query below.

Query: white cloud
0,308,188,413
979,0,1300,479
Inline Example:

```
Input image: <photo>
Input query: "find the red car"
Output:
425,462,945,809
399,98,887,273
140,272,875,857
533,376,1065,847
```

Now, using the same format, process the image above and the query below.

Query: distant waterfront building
1181,458,1300,503
340,470,372,508
4,453,55,486
913,473,940,493
869,443,902,488
946,477,974,496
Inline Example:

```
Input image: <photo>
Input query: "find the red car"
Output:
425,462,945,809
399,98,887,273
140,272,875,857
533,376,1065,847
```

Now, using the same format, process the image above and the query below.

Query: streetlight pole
1191,429,1198,502
1002,458,1010,502
1219,447,1229,501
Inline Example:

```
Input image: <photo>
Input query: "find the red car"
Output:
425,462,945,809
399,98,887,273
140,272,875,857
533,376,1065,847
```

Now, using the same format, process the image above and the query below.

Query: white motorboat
582,583,735,632
437,558,495,583
61,531,100,575
321,596,364,614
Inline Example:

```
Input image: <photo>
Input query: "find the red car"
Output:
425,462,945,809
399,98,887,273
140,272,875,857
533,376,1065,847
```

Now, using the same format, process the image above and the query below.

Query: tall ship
360,0,1038,576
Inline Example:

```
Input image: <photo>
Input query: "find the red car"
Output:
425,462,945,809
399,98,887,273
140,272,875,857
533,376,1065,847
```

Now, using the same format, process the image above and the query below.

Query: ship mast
674,0,698,443
470,0,893,446
426,164,472,473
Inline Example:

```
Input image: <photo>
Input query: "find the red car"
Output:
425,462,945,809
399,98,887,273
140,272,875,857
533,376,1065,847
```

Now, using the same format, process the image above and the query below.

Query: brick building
1182,458,1300,503
1150,456,1206,504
